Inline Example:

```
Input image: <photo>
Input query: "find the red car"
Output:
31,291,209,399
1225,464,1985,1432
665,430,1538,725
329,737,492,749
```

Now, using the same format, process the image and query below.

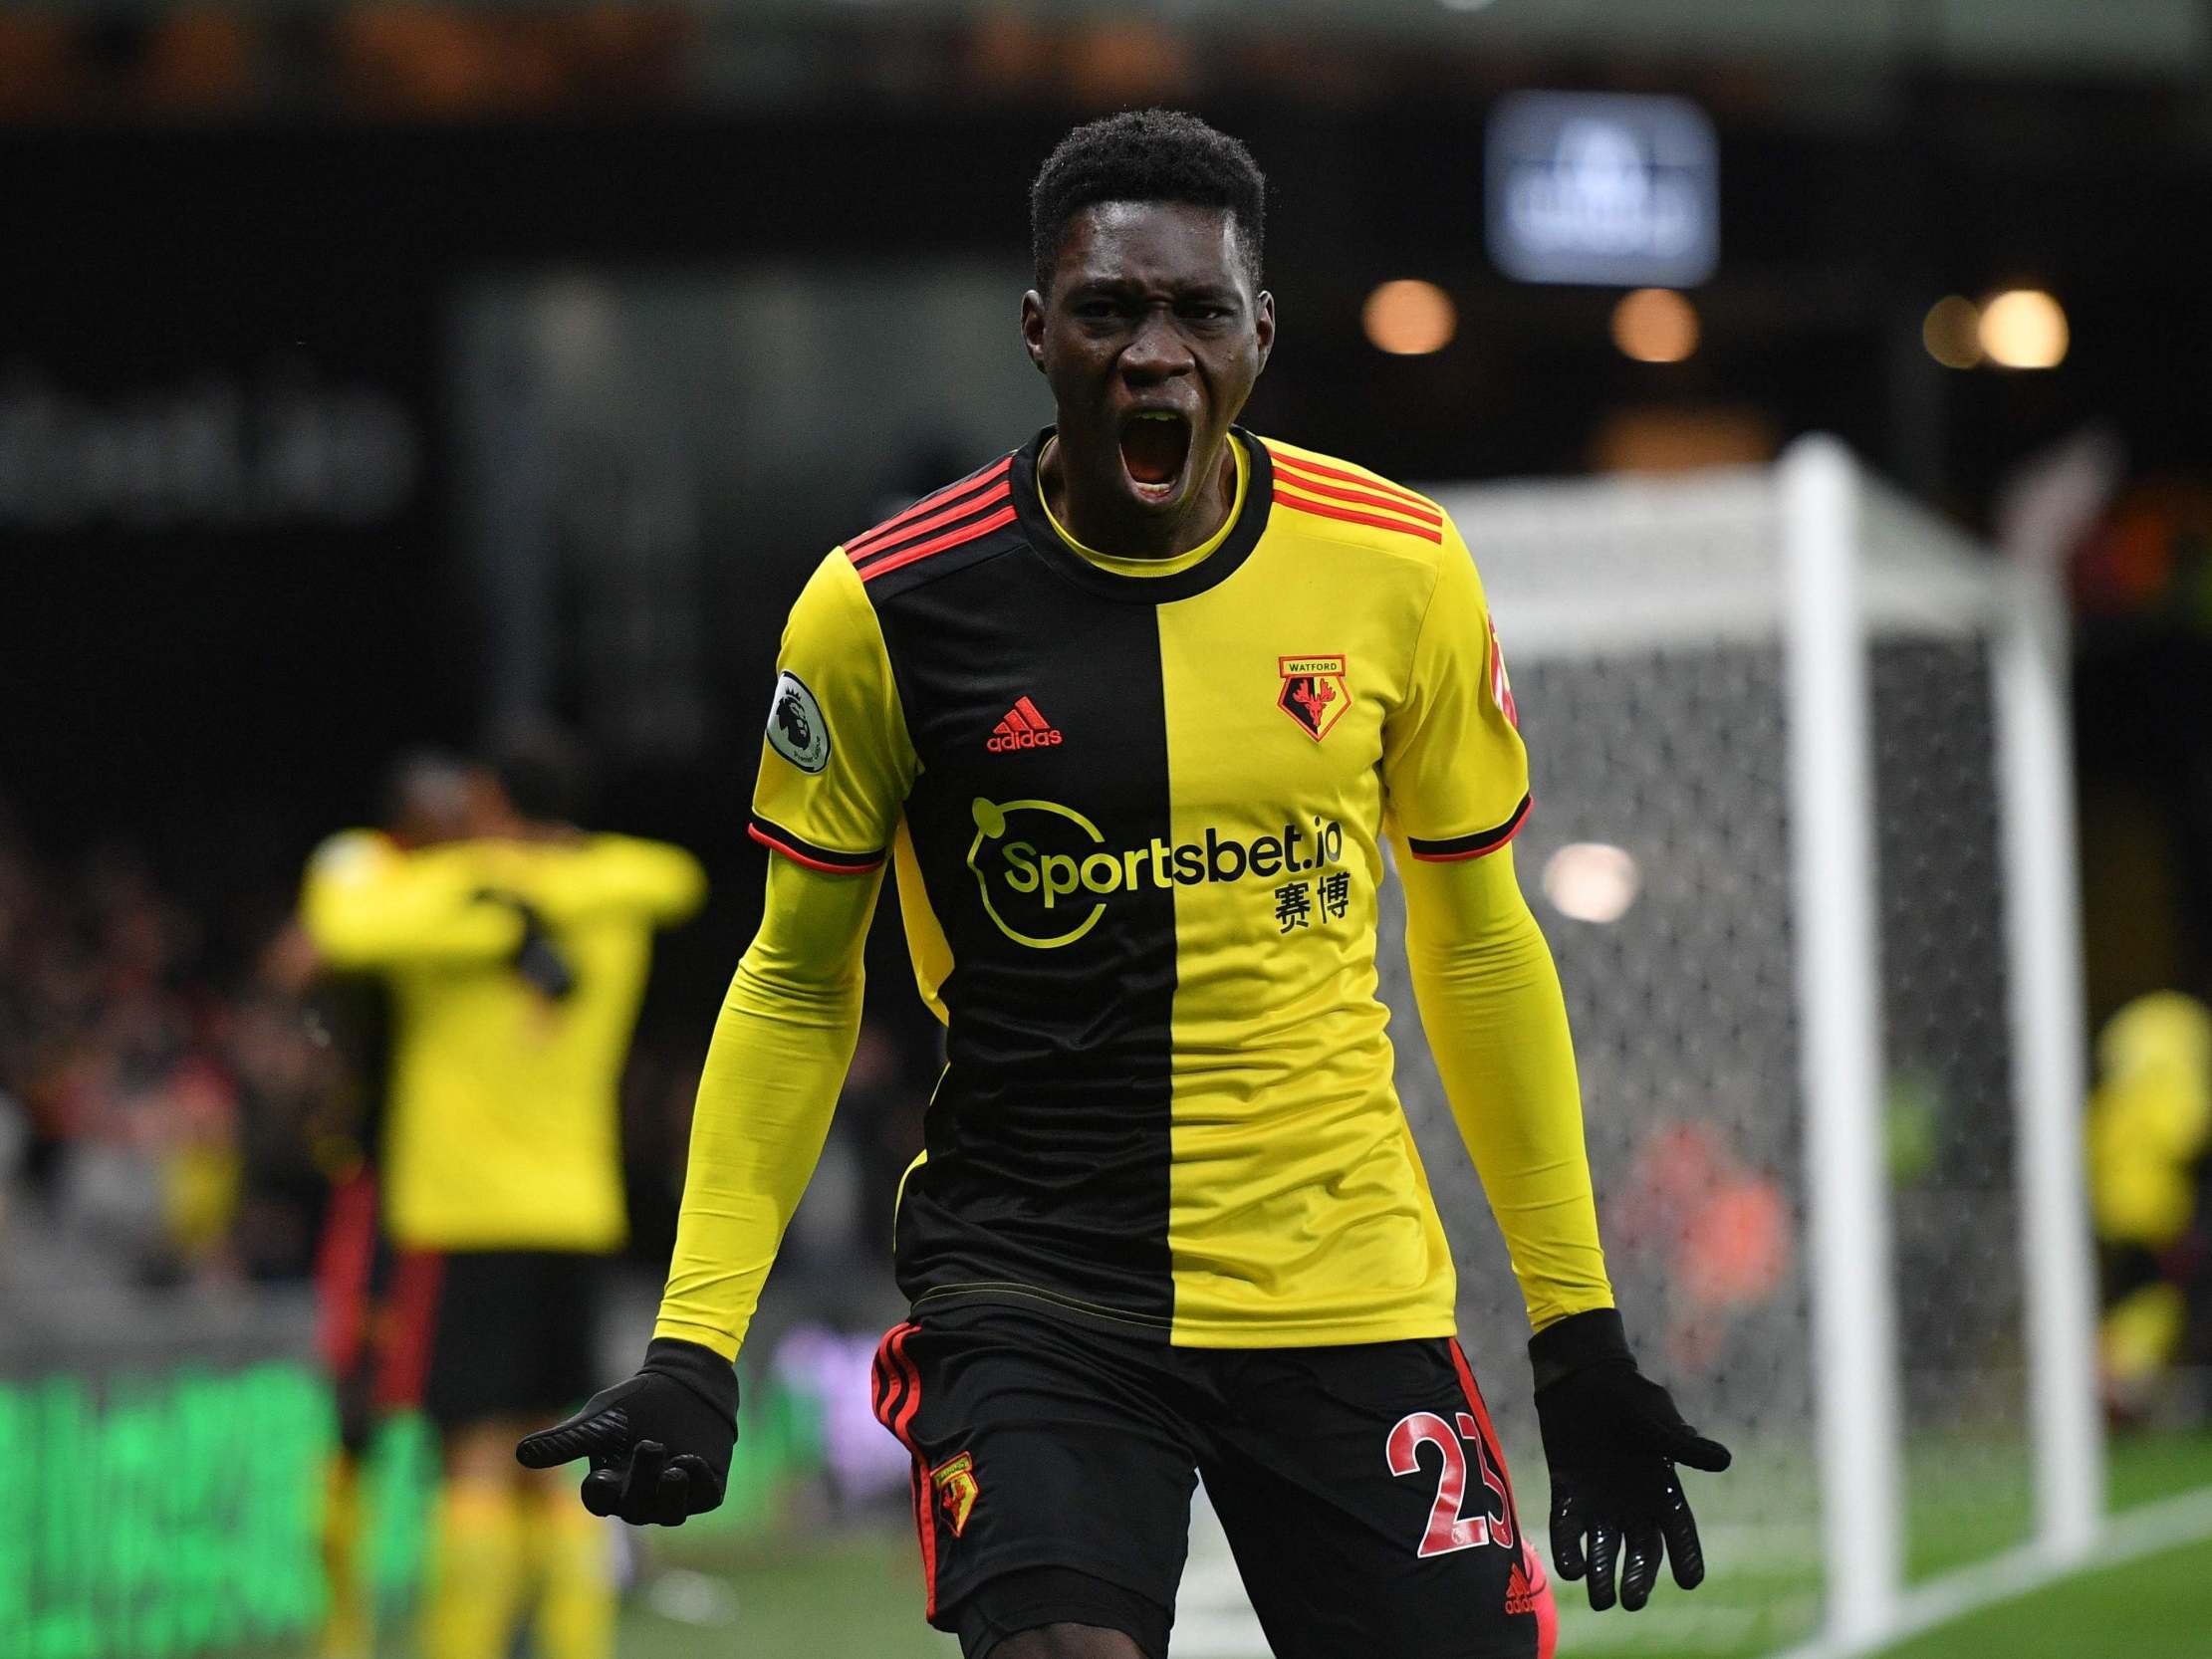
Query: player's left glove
1531,1308,1732,1613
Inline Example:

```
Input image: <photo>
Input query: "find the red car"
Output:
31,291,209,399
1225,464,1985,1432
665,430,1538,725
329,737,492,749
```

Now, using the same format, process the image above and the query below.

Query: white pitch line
1766,1485,2212,1659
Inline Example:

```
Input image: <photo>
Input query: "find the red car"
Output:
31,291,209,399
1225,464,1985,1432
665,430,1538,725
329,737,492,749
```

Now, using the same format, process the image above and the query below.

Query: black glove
1531,1308,1732,1612
515,1337,737,1526
472,888,576,1000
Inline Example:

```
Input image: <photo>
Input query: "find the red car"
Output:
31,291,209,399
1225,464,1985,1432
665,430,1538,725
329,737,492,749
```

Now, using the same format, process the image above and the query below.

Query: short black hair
1029,109,1266,295
381,747,474,840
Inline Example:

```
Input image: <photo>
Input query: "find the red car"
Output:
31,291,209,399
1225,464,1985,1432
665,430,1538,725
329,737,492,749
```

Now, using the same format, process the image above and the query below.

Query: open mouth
1118,410,1193,501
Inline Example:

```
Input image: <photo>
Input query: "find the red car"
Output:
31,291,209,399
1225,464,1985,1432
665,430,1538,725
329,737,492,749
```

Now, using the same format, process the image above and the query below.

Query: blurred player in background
275,749,495,1659
2089,991,2212,1421
529,111,1728,1659
306,731,705,1659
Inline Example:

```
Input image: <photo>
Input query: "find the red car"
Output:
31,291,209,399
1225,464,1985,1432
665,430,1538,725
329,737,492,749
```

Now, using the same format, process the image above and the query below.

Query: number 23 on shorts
1387,1408,1515,1557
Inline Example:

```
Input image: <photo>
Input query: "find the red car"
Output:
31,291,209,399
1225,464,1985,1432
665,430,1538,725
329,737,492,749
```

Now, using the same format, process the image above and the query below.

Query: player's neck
1038,435,1237,561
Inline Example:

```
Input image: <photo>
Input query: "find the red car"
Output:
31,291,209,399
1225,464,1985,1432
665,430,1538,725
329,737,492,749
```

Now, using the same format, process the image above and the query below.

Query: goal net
1178,438,2107,1659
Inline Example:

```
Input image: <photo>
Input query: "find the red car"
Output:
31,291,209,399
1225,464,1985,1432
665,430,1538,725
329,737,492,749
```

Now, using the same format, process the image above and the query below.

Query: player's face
1023,201,1274,543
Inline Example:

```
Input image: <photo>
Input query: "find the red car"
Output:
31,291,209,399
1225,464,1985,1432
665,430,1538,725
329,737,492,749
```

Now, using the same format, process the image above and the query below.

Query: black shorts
870,1304,1557,1659
417,1251,605,1430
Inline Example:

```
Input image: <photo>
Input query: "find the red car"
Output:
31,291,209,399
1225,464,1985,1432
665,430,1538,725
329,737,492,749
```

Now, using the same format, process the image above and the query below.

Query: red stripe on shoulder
845,458,1013,558
850,485,1011,571
858,503,1019,582
1269,460,1444,526
1275,486,1444,544
1266,447,1436,513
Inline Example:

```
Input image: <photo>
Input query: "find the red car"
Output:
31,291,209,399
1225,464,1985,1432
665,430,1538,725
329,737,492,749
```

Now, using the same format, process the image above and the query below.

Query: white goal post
1391,436,2101,1658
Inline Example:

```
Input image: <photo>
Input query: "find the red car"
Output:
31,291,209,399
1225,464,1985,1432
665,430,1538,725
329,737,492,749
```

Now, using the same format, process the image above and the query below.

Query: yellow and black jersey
303,832,706,1254
298,830,405,1160
752,428,1530,1347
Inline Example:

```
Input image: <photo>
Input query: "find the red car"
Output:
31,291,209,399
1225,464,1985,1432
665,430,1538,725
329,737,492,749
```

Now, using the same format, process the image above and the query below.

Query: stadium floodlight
1979,290,2071,370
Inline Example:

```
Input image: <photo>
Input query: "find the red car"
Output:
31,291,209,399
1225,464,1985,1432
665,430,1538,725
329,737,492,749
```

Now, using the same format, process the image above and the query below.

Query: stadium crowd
0,784,931,1313
0,805,337,1295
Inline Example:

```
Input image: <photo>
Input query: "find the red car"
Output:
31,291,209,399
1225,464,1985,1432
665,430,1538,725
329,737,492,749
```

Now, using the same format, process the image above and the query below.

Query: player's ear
1020,290,1048,372
1254,290,1276,372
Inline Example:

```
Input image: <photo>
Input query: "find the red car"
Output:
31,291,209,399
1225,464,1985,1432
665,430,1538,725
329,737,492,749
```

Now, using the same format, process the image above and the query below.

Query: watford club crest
931,1452,980,1538
1278,654,1351,741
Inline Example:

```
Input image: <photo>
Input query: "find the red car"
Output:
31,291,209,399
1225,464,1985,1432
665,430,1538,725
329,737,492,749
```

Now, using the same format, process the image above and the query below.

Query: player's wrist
1528,1305,1633,1392
639,1335,740,1428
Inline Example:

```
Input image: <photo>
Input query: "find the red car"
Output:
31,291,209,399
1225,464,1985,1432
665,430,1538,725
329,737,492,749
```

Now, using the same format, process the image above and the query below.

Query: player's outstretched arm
521,835,709,930
1396,840,1731,1610
302,839,526,969
518,850,882,1523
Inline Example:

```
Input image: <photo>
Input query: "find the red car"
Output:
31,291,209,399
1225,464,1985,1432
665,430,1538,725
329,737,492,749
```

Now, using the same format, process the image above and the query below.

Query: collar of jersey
1037,434,1247,579
1011,424,1274,604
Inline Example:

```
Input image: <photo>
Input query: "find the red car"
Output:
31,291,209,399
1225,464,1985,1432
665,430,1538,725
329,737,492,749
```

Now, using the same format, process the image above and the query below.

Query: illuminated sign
1486,92,1720,288
0,365,421,530
0,1364,332,1658
0,1349,841,1658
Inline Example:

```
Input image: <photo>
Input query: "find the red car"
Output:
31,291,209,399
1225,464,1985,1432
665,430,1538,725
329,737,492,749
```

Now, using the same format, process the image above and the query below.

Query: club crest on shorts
1278,654,1351,742
766,671,831,774
931,1452,980,1537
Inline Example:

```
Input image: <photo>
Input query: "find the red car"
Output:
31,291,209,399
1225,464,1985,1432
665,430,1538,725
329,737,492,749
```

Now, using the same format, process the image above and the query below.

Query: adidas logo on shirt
987,696,1063,752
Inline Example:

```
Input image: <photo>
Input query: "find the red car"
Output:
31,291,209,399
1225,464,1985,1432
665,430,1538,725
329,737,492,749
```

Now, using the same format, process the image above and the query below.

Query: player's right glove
515,1337,737,1526
1531,1308,1732,1613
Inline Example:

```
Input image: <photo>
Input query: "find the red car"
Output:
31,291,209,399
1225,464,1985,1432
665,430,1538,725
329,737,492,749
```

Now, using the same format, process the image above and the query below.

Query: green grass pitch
613,1432,2212,1659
